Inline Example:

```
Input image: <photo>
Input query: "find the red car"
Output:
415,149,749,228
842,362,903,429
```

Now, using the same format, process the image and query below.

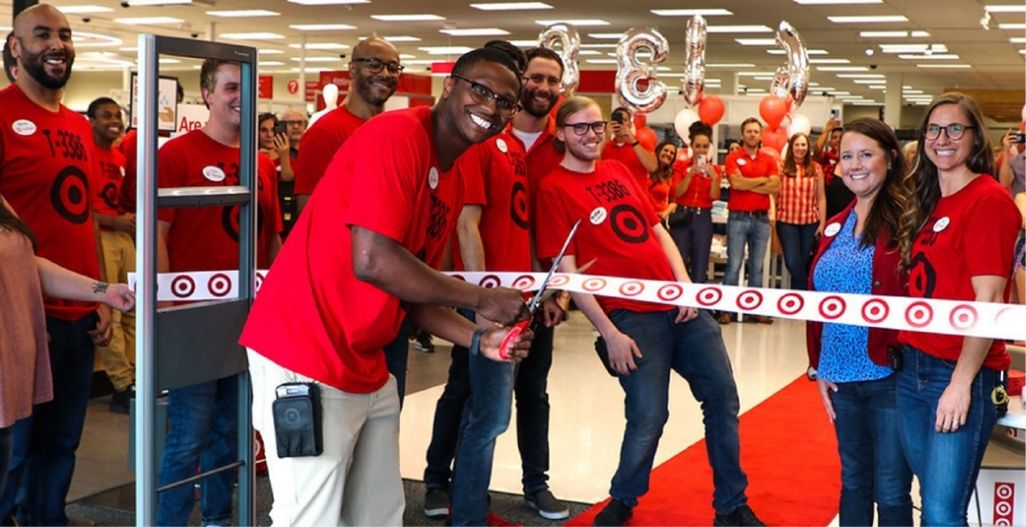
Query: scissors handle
498,319,530,360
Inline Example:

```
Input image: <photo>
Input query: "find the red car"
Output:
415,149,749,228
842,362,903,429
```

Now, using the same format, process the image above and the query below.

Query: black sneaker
713,505,765,526
414,332,436,353
423,487,449,519
109,384,134,415
593,499,632,526
524,489,569,520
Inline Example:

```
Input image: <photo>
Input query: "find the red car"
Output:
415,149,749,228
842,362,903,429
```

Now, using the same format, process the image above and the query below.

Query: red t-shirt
118,129,137,211
647,178,671,214
899,175,1020,371
601,136,656,187
507,117,562,233
157,130,282,272
239,106,464,393
91,141,127,217
294,105,366,196
0,84,100,320
725,149,777,212
672,158,721,209
535,160,676,315
454,133,531,272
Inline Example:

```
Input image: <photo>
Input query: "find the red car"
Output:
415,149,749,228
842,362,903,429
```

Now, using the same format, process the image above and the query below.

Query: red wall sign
286,79,299,94
258,75,273,99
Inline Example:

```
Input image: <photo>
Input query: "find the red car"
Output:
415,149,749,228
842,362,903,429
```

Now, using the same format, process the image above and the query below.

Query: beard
521,87,557,118
565,138,601,163
18,44,74,90
353,73,397,107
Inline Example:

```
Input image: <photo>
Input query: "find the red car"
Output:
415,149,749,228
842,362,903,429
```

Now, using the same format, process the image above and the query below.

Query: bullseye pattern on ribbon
132,271,1026,341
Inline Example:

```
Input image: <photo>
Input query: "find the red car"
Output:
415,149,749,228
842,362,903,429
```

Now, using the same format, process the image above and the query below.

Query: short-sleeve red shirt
0,84,100,320
294,105,366,196
239,107,464,393
454,132,531,272
91,141,127,217
118,129,137,212
506,117,562,232
601,135,656,187
899,175,1021,371
672,158,722,209
535,160,675,315
724,149,777,212
156,130,282,271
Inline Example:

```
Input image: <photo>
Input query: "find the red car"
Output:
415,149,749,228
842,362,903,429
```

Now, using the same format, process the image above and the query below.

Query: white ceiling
4,0,1025,108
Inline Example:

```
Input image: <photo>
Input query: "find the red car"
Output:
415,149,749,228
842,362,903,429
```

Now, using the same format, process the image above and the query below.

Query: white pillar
884,73,902,128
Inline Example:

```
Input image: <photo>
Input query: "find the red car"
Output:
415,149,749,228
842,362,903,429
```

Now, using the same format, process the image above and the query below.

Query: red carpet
567,376,841,526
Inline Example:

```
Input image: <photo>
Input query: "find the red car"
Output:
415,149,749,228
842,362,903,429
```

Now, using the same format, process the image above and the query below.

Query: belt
729,210,768,217
680,206,711,215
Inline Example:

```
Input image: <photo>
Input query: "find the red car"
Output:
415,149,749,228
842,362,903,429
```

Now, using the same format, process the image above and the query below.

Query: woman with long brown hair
670,120,721,283
776,132,826,290
648,140,678,225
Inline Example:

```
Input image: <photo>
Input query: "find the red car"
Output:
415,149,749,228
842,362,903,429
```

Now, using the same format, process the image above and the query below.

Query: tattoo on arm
93,282,110,294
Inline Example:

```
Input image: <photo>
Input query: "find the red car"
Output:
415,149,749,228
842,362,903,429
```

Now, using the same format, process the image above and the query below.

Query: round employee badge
933,216,950,232
496,138,508,153
202,165,226,182
428,167,439,190
824,222,841,238
590,206,607,225
737,158,747,166
12,119,36,136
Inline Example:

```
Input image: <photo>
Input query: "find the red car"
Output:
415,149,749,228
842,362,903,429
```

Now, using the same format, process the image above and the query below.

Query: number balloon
772,21,810,108
682,15,707,107
538,24,581,94
615,27,669,113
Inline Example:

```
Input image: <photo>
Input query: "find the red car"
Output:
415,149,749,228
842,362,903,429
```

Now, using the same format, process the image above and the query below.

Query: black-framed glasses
352,57,404,74
563,121,607,136
452,74,520,116
925,123,973,140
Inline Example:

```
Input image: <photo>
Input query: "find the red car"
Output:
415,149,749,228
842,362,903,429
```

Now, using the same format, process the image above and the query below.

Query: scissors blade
526,219,582,315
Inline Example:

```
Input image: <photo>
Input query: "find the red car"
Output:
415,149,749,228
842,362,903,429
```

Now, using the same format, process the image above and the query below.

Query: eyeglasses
925,123,972,140
352,57,404,74
451,75,520,116
563,121,607,136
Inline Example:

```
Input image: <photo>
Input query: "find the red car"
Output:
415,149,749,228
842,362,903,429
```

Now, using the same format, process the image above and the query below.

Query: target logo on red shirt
509,181,529,230
50,166,91,224
609,204,649,244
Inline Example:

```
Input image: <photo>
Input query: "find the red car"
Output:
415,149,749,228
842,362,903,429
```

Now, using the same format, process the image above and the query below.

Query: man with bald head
0,4,112,524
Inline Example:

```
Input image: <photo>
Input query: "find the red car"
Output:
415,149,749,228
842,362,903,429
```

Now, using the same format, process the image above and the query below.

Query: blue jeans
896,346,998,526
670,208,714,283
157,375,239,526
424,323,555,494
724,212,771,288
830,375,913,526
0,314,97,526
605,309,748,514
776,221,818,291
450,347,516,525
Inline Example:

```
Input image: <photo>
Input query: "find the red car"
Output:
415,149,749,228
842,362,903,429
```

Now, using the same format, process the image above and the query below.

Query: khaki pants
97,229,136,390
247,350,404,527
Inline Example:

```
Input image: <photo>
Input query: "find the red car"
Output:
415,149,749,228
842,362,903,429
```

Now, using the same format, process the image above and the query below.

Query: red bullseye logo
904,301,933,328
696,287,722,307
171,275,196,299
619,281,644,297
208,273,232,297
777,293,804,316
657,284,683,302
479,275,501,288
512,275,536,291
736,290,763,311
583,277,607,292
548,275,570,288
861,299,890,324
948,304,978,331
819,295,846,320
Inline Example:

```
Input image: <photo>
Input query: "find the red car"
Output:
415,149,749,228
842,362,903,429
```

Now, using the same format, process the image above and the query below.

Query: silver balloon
615,27,669,113
682,15,706,107
769,65,790,101
538,23,581,94
775,21,810,108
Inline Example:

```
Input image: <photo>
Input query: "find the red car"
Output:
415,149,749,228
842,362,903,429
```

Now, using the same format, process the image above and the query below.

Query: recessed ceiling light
650,8,733,16
859,30,930,38
258,49,284,54
259,61,285,66
916,64,971,68
737,71,779,76
207,10,279,17
287,0,369,4
852,79,882,84
879,44,947,53
418,46,476,55
708,63,756,68
768,49,829,55
383,36,422,42
736,39,777,46
898,54,960,60
574,50,599,56
817,66,870,71
439,28,510,36
289,43,349,50
114,17,185,25
399,53,416,59
710,25,773,33
470,2,553,10
809,58,851,64
126,0,190,5
998,23,1026,29
588,33,625,39
290,57,342,62
220,32,286,40
1011,37,1026,44
985,4,1026,12
372,14,446,22
57,5,114,14
158,58,180,64
290,24,357,30
585,59,618,64
534,19,610,26
836,73,884,78
868,85,886,89
828,15,908,23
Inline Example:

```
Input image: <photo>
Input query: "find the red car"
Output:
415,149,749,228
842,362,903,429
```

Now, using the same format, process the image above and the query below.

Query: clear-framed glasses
925,123,972,140
352,57,404,74
563,121,607,136
451,74,520,116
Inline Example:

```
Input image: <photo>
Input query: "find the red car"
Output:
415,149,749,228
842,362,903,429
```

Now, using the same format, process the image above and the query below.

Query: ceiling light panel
57,5,114,13
290,24,357,30
534,19,610,26
372,14,446,21
289,43,349,49
709,25,773,33
219,32,286,39
470,2,553,9
439,28,510,36
207,10,279,17
828,15,908,23
287,0,369,4
650,9,733,16
114,17,185,25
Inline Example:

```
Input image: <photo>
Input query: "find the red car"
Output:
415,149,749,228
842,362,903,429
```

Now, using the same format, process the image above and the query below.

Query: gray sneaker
423,488,450,519
524,489,570,520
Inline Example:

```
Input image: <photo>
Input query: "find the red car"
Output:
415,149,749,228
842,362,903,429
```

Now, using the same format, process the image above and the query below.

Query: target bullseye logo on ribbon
131,270,1026,341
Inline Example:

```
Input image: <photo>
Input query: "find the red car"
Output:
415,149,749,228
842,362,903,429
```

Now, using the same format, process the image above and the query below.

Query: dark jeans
385,317,413,407
0,314,97,526
896,346,997,526
776,221,818,290
0,428,12,503
604,309,748,514
670,208,714,283
157,375,239,526
424,322,555,494
830,375,913,526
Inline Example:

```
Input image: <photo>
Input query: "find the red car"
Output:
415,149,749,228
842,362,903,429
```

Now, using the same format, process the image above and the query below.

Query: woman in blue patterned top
806,118,913,526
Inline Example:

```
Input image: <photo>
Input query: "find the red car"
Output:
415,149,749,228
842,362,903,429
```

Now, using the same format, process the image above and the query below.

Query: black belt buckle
993,370,1009,418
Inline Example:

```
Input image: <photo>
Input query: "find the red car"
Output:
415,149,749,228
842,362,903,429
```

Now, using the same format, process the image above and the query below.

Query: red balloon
636,126,657,149
759,95,788,129
698,95,725,126
762,127,788,152
1020,120,1025,132
634,113,648,129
